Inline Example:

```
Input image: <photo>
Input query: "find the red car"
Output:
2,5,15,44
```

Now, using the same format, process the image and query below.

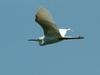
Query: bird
28,7,84,46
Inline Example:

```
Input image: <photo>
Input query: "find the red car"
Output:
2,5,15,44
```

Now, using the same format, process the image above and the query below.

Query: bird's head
28,38,45,46
28,35,45,46
38,36,45,46
38,39,45,46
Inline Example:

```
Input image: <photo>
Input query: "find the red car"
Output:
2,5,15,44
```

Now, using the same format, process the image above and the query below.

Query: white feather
59,28,71,37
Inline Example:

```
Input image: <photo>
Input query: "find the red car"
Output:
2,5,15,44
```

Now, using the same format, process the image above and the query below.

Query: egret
28,7,84,46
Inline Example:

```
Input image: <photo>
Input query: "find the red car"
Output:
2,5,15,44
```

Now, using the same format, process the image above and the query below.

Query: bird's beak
28,39,40,41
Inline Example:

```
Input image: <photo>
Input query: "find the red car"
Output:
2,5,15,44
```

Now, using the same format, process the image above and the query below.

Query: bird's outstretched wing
35,7,61,37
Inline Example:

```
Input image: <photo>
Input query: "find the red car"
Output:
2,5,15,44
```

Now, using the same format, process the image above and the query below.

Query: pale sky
0,0,100,75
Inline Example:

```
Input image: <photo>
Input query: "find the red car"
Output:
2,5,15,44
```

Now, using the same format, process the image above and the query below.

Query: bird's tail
59,28,71,37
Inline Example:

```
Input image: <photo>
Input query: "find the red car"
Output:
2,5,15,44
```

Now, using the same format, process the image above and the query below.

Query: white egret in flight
28,7,84,46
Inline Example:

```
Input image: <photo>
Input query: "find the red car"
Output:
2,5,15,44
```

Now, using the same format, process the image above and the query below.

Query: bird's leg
63,36,84,40
68,36,84,39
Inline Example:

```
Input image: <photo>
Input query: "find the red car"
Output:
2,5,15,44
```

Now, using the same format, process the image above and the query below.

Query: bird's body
28,7,84,46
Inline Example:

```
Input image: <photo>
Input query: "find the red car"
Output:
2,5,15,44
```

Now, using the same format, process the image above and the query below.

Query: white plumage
28,7,84,46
